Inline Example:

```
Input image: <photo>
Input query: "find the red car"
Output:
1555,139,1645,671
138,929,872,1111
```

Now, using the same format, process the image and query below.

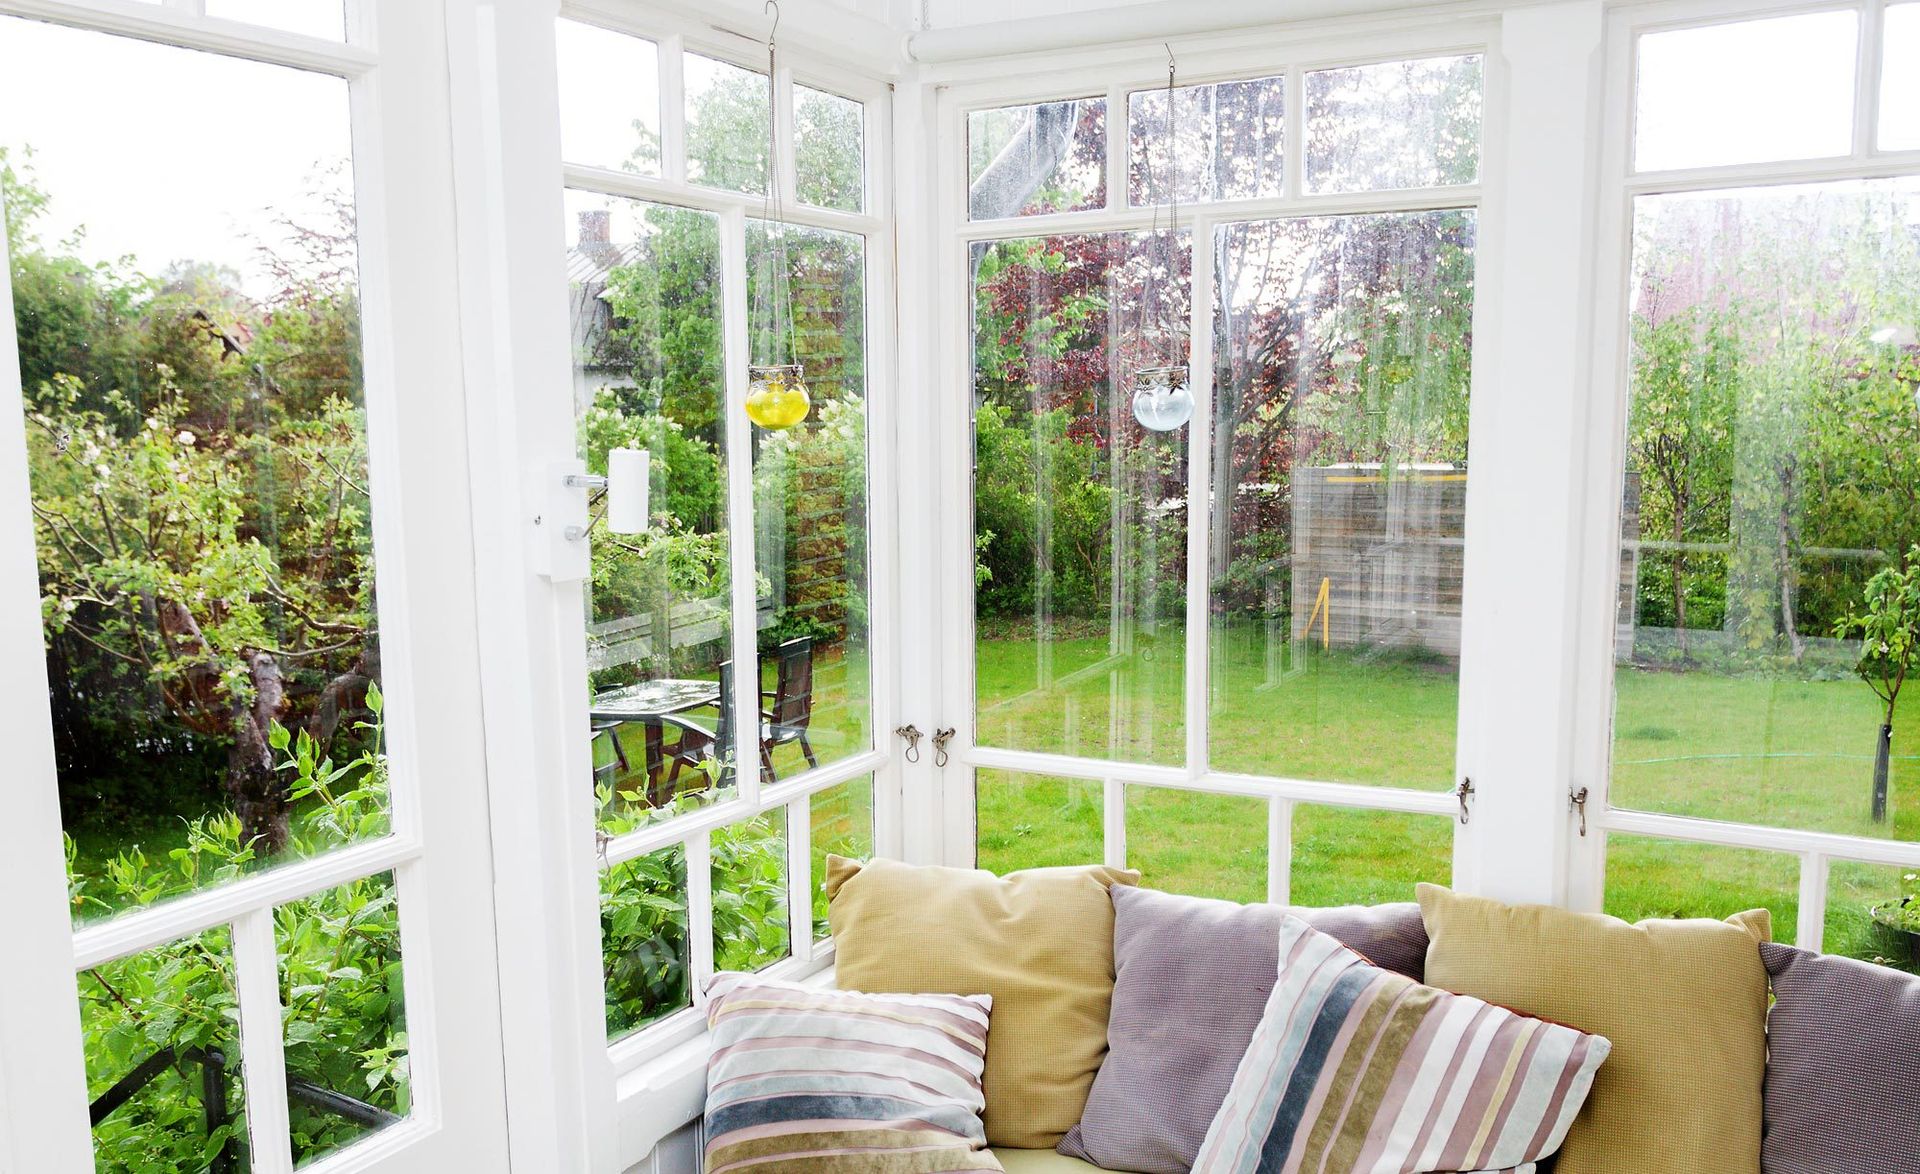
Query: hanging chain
1163,44,1180,368
753,1,797,368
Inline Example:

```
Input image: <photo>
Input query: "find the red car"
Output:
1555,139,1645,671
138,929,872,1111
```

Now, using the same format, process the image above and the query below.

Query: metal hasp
894,724,924,763
1569,786,1590,837
1453,777,1475,825
931,726,956,768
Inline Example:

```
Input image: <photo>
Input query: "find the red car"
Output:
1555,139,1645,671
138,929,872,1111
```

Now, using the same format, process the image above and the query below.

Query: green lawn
976,623,1920,971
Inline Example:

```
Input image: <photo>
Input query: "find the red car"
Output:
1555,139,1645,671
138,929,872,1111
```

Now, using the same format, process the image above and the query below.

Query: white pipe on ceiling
907,0,1469,61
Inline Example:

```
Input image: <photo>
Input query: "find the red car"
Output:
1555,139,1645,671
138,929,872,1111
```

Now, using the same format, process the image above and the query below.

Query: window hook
1453,776,1475,825
932,727,956,769
894,724,923,763
1569,786,1591,838
765,0,781,48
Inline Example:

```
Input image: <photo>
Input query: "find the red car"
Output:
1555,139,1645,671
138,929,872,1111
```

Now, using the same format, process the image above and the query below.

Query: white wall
921,0,1161,27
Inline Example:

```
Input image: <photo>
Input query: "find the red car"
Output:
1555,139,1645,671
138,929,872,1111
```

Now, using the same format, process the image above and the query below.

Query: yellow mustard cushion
1417,883,1770,1174
825,855,1140,1150
988,1149,1102,1173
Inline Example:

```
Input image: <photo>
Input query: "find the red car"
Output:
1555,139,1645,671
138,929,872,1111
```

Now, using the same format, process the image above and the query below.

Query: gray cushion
1760,941,1920,1174
1057,886,1427,1174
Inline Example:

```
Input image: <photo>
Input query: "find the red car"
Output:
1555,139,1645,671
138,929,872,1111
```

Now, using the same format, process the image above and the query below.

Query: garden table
590,678,724,807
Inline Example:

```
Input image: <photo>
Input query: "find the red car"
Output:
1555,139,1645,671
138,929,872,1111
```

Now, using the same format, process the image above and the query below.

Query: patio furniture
589,676,725,805
761,637,819,775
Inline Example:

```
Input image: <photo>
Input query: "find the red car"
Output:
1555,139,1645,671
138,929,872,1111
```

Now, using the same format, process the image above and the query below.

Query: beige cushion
1417,884,1771,1174
825,855,1140,1149
988,1149,1101,1173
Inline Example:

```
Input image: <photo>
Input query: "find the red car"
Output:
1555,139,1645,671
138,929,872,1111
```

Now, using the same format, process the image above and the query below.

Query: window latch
1453,777,1474,825
1569,786,1591,838
932,727,956,769
894,724,923,763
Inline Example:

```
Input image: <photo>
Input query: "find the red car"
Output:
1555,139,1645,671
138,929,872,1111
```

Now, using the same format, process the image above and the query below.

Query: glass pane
1634,12,1857,171
810,774,874,940
1305,55,1482,193
795,85,864,212
555,18,662,175
0,19,388,923
1613,180,1920,841
566,193,736,831
1290,805,1449,906
1209,212,1476,789
748,222,871,777
971,232,1191,764
81,930,247,1172
975,769,1102,873
204,0,343,40
1603,835,1797,933
685,53,769,196
1125,785,1265,902
713,813,790,973
601,845,690,1042
968,98,1106,219
1883,5,1920,152
1128,74,1285,205
1827,860,1920,974
276,873,409,1166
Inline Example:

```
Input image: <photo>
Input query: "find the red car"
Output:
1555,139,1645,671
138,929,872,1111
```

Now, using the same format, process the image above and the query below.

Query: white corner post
1453,0,1605,906
443,1,615,1170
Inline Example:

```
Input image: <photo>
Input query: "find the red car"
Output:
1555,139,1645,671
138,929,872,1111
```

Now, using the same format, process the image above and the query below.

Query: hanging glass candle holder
746,363,811,430
1131,364,1193,432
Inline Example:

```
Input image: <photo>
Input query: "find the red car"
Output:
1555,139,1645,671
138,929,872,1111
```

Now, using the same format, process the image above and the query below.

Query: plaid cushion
1760,942,1920,1174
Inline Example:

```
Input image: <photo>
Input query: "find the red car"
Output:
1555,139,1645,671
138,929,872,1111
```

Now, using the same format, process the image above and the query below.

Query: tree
7,149,380,854
1836,545,1920,823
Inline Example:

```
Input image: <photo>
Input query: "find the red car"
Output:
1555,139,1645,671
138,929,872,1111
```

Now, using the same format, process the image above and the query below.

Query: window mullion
1103,778,1127,870
1854,0,1885,157
688,831,716,1004
1284,67,1306,198
233,906,296,1174
661,34,688,185
775,61,798,208
718,204,760,808
786,797,814,964
1797,852,1831,951
1267,796,1294,905
1182,209,1217,780
1105,82,1127,208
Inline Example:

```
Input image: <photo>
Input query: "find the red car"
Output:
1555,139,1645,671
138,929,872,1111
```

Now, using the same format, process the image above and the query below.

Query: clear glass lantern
1131,364,1193,432
745,363,811,430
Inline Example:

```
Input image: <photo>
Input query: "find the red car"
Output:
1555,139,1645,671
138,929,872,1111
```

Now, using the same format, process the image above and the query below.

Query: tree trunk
228,650,289,855
1670,502,1689,660
1873,719,1893,824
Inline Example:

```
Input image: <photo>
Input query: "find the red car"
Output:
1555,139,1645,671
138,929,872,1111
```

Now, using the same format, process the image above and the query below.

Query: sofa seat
989,1149,1100,1172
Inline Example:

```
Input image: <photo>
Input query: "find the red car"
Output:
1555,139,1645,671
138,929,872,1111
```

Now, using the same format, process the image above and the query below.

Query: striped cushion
703,972,1004,1173
1193,917,1611,1174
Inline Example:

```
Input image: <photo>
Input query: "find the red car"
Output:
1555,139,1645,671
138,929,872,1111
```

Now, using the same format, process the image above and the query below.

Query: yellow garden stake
1301,576,1331,651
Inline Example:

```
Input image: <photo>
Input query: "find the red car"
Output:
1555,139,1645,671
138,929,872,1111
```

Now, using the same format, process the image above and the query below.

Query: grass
976,621,1920,970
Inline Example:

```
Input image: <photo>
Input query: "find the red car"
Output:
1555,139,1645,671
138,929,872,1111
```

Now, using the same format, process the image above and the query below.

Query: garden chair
761,637,819,778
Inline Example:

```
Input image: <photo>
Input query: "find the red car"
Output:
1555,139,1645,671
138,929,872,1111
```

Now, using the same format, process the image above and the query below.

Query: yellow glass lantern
745,364,811,430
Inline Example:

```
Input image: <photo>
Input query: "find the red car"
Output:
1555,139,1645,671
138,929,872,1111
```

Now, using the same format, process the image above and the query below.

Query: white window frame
907,0,1620,913
1565,0,1920,942
441,0,903,1164
0,3,515,1173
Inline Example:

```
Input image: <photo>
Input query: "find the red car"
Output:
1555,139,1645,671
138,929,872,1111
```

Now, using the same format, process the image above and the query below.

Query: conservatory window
556,14,882,1057
555,19,662,175
1632,11,1858,171
0,8,471,1167
965,50,1480,905
1126,74,1286,205
1303,55,1482,192
1884,5,1920,151
1599,4,1920,967
968,97,1108,220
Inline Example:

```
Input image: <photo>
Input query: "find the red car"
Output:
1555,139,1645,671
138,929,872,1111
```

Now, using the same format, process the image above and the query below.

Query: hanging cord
756,0,798,368
1137,46,1180,374
1162,44,1181,369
